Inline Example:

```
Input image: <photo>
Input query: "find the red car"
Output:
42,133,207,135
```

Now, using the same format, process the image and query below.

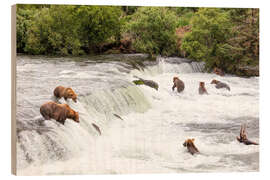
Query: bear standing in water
40,101,79,125
198,82,208,95
211,79,230,91
172,77,185,93
237,124,259,145
54,86,78,103
183,138,200,155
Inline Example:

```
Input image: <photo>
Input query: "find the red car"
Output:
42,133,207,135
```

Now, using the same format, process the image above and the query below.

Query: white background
0,0,269,179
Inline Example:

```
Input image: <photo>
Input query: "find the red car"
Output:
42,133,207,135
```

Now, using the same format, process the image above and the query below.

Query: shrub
25,6,82,55
76,6,122,53
181,8,234,71
126,7,179,57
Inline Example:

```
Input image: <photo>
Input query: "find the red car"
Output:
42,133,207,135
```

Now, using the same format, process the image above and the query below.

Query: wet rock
236,66,259,77
133,77,159,91
113,113,124,121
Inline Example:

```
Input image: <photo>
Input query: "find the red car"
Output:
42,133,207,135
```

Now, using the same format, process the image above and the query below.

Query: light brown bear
198,82,208,95
40,101,79,125
172,77,185,93
183,138,200,155
54,86,77,103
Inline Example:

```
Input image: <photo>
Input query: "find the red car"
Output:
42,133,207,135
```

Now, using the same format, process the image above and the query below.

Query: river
15,54,259,175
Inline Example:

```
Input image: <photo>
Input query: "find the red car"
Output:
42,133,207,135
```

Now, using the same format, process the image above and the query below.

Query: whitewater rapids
16,55,259,175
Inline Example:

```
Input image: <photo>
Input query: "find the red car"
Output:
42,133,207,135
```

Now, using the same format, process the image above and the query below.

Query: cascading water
16,54,259,175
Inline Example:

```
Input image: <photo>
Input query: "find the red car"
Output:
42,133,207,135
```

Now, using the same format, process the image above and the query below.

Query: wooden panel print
11,4,259,175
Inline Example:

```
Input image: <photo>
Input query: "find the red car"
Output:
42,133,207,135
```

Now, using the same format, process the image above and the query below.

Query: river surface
16,54,259,175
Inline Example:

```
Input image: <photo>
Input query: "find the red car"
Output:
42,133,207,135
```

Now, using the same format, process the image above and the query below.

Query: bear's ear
191,138,195,142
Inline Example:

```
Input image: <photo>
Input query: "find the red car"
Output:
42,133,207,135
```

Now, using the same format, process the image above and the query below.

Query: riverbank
16,6,259,79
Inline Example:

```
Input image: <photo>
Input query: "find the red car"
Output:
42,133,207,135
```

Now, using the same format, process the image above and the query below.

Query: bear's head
65,104,79,123
183,138,195,147
173,77,179,83
65,88,77,103
213,67,224,76
213,67,221,73
69,110,79,123
210,79,219,84
73,111,79,123
199,82,205,87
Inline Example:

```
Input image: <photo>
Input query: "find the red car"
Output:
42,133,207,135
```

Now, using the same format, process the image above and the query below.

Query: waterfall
16,55,258,175
16,55,206,170
17,84,151,170
157,56,205,74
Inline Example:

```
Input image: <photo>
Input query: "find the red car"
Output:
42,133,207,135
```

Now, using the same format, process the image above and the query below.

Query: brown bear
211,79,230,91
40,101,79,125
54,86,77,103
172,77,185,93
198,82,208,95
237,124,259,145
183,138,200,155
213,67,225,76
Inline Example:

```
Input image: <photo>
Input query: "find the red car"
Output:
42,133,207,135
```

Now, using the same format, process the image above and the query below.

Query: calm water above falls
16,55,259,175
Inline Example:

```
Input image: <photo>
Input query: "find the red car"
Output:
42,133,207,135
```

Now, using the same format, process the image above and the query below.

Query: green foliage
16,5,259,76
178,12,194,27
16,7,37,53
126,7,179,56
18,5,122,55
181,8,234,71
122,6,138,15
170,7,198,27
25,6,82,55
133,80,144,85
227,8,259,67
76,6,122,52
181,8,259,73
171,7,198,16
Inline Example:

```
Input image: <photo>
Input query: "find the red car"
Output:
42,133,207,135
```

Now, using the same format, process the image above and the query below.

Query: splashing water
16,55,259,175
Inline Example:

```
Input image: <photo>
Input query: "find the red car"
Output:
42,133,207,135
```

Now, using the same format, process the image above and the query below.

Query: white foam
18,59,259,174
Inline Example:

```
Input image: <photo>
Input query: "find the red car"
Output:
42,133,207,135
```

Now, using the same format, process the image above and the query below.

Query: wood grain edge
11,4,17,176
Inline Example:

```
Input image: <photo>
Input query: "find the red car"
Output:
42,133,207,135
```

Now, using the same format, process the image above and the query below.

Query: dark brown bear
183,138,200,155
172,77,185,93
40,101,79,125
237,124,259,145
213,67,225,76
211,79,230,91
198,82,208,95
54,86,77,103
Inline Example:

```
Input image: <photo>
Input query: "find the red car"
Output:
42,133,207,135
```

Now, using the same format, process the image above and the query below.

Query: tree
25,5,82,55
22,5,122,55
227,8,259,67
181,8,259,74
181,8,234,71
126,7,179,57
76,6,122,53
16,6,37,53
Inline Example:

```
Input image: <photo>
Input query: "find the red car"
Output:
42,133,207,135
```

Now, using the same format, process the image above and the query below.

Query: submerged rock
113,113,124,121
